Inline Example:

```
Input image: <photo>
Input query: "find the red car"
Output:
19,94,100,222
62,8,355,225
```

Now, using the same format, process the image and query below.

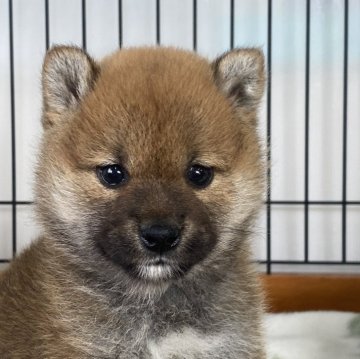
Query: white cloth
265,311,360,359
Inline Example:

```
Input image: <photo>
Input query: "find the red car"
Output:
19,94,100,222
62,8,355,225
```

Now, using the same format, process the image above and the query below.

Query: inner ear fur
212,48,265,111
42,45,99,128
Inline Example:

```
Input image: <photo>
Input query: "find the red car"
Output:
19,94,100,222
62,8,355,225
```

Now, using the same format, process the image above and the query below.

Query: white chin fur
139,264,173,281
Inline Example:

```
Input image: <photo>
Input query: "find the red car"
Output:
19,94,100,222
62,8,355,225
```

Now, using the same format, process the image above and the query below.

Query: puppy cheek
196,174,262,249
37,174,95,242
193,176,235,222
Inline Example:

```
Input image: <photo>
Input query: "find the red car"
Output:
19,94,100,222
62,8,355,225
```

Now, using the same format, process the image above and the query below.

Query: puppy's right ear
42,46,99,128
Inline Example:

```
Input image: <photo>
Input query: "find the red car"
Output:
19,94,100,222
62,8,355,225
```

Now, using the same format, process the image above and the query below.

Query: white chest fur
147,328,227,359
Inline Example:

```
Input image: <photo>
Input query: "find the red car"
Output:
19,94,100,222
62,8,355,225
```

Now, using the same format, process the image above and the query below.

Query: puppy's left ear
212,48,265,111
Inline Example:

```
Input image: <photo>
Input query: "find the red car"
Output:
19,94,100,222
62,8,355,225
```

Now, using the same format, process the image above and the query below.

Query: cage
0,0,359,276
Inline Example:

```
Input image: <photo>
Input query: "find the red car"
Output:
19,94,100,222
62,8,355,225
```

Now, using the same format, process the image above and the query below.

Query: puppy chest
147,328,227,359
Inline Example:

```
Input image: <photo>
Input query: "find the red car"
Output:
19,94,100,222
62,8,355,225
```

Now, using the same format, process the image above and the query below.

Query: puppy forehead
73,48,243,165
90,47,229,125
98,47,213,95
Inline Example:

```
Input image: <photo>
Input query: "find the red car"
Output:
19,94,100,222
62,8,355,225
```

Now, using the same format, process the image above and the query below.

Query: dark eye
186,164,214,188
97,164,128,188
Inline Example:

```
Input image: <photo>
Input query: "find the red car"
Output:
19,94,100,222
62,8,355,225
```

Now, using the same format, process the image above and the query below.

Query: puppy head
36,46,265,284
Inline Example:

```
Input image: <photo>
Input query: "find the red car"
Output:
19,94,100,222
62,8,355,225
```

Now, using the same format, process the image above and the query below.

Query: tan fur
0,46,266,358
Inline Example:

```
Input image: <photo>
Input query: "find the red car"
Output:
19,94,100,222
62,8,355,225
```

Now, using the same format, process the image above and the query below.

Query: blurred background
0,0,359,274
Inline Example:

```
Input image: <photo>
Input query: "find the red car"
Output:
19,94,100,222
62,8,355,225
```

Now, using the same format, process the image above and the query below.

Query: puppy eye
97,165,128,188
186,164,214,188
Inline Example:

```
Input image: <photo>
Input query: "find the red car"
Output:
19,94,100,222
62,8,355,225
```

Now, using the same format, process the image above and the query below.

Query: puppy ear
212,48,265,111
42,45,99,128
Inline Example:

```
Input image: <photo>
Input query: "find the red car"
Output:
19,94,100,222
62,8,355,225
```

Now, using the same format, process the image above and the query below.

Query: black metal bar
8,0,16,257
82,0,87,50
268,200,360,205
259,260,360,265
2,258,359,265
45,0,50,50
1,200,360,206
342,0,349,263
266,0,272,275
0,201,33,205
230,0,234,49
156,0,160,45
304,0,311,263
193,0,197,51
118,0,122,48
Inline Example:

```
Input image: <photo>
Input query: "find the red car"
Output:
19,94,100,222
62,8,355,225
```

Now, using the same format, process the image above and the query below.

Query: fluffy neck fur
0,234,264,358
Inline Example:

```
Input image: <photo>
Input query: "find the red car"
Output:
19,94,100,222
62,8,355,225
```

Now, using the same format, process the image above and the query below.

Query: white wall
0,0,359,273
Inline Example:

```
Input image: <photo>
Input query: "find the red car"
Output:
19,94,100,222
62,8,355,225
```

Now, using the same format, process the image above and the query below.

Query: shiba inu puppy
0,46,266,358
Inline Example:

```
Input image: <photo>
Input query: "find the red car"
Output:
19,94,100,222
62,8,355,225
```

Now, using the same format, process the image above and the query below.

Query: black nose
140,224,180,253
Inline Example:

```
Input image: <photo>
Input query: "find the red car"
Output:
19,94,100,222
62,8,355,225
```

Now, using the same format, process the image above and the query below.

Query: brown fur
0,46,266,358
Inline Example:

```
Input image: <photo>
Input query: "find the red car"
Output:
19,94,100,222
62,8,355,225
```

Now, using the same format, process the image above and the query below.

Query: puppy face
36,47,265,283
